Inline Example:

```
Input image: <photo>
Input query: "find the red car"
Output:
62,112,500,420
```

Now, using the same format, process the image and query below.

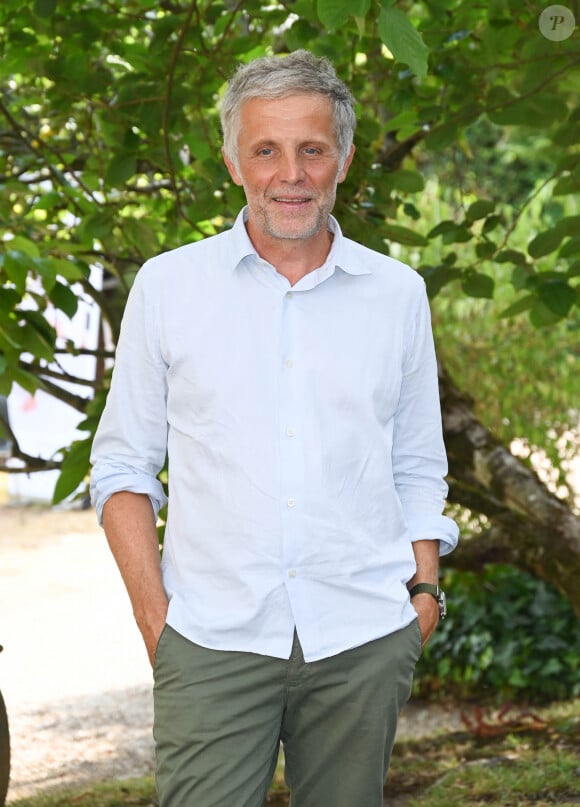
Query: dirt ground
0,504,463,803
1,505,154,802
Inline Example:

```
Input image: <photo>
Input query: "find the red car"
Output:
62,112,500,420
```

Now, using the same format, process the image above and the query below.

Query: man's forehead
240,93,333,113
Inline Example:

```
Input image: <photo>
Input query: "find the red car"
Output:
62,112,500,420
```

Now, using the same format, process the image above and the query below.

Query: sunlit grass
9,700,579,807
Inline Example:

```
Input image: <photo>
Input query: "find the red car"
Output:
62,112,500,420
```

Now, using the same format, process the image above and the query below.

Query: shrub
414,564,580,703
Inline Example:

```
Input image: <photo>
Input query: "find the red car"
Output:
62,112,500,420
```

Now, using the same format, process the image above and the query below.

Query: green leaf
560,237,580,257
558,215,580,237
553,121,580,147
317,0,350,30
428,220,457,238
384,109,418,134
354,16,365,37
11,367,42,395
32,257,57,289
19,310,57,359
51,258,87,282
443,224,472,244
18,327,54,363
317,0,370,28
382,222,428,247
3,252,29,295
0,318,23,351
482,215,502,235
462,271,495,298
403,202,421,221
530,299,564,328
123,217,159,257
553,171,580,196
420,264,461,297
496,249,528,265
105,154,137,186
49,281,79,318
538,279,576,317
425,122,459,151
350,0,371,15
53,437,92,504
79,210,116,240
466,200,495,221
6,236,40,259
499,295,534,318
34,0,57,17
0,288,20,314
378,4,430,78
389,169,424,193
475,240,495,259
34,191,63,211
528,228,565,259
489,93,568,127
512,265,533,290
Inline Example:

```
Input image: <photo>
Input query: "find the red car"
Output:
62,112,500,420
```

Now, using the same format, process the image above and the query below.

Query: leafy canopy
0,0,578,502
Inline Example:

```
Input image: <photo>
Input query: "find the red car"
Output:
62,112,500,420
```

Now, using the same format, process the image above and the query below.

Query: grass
386,699,580,806
6,779,157,807
8,700,579,807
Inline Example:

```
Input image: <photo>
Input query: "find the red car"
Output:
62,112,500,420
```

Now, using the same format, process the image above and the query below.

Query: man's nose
278,151,305,183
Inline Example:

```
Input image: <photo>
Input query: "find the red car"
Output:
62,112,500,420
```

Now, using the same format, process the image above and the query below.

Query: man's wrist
409,582,447,620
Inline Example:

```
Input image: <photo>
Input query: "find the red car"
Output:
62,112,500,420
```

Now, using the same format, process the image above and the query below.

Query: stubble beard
258,191,337,242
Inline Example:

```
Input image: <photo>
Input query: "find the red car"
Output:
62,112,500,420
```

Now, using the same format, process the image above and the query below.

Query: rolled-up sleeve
90,262,168,524
393,284,458,555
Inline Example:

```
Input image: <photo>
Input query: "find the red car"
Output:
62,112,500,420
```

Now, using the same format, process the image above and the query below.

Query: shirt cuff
90,466,168,526
404,512,459,556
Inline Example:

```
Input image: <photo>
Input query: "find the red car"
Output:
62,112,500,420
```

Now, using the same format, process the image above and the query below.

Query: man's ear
338,144,356,183
222,148,243,186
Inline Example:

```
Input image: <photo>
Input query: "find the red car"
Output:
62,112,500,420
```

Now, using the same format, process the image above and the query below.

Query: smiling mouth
272,196,312,205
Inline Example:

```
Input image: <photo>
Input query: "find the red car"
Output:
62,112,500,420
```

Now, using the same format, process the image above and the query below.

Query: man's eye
303,147,319,155
258,148,273,156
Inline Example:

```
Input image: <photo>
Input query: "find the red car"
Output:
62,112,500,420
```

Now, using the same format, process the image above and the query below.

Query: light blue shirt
90,209,458,662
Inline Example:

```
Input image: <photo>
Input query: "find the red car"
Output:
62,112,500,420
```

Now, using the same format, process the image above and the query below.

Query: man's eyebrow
247,137,334,148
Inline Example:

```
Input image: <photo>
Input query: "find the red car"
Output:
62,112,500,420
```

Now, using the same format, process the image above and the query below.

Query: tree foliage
0,1,579,606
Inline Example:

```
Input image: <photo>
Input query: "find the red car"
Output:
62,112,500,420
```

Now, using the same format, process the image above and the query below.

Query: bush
414,565,580,703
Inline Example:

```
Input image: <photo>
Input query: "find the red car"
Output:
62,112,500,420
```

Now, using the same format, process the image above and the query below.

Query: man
90,49,458,807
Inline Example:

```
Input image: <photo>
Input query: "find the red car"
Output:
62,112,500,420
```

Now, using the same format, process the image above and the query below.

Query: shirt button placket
280,287,301,583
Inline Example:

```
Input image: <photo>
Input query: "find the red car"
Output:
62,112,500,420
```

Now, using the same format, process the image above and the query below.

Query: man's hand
408,538,440,649
410,592,440,649
142,605,169,667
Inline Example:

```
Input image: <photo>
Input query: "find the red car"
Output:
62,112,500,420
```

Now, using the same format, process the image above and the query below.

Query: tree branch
19,360,98,390
162,1,198,229
0,414,61,472
440,363,580,616
16,368,92,413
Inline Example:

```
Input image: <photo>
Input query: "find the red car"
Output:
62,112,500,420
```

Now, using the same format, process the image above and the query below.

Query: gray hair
220,49,356,171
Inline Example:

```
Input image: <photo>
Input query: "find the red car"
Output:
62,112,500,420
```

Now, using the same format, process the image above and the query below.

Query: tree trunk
439,364,580,617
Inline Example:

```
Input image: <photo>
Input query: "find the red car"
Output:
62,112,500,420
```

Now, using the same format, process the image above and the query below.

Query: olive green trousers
153,621,421,807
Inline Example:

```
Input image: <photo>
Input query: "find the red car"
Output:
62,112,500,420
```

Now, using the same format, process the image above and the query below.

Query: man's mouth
272,196,312,204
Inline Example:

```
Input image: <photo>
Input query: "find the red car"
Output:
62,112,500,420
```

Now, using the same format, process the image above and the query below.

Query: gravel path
0,505,463,803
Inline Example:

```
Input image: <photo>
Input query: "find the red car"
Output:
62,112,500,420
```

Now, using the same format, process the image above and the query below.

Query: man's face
223,94,354,251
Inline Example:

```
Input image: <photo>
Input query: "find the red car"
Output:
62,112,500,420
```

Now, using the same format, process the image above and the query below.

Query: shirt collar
228,208,258,270
228,207,372,278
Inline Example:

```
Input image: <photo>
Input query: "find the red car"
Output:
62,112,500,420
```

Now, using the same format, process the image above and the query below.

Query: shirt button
284,359,294,369
288,569,297,578
287,497,296,508
286,427,296,437
286,291,293,299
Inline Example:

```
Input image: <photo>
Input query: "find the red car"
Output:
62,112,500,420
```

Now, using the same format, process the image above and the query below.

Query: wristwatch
408,583,447,621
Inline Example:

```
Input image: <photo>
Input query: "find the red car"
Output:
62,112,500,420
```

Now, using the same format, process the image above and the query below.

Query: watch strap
408,583,439,598
409,582,446,621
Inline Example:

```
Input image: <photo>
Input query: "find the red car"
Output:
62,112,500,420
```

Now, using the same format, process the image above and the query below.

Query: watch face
438,590,447,620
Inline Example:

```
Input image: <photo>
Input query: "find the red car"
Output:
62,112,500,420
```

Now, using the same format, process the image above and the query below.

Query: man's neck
247,224,334,286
